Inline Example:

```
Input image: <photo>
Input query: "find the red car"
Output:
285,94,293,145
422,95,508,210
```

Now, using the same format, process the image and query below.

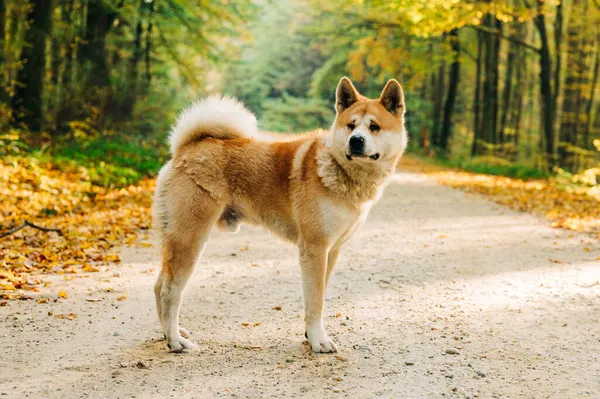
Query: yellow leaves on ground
0,157,154,298
54,313,77,320
81,264,100,273
401,156,600,236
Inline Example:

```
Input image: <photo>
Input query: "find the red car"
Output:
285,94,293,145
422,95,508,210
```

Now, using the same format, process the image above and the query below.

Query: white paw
167,335,197,353
306,326,338,353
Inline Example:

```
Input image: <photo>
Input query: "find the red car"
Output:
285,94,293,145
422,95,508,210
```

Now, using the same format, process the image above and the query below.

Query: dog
153,77,407,353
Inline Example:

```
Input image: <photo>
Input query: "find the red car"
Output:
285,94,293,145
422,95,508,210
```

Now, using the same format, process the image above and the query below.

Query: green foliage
260,95,334,133
453,156,549,180
3,0,599,182
223,0,332,132
55,135,167,181
1,126,167,188
404,94,434,149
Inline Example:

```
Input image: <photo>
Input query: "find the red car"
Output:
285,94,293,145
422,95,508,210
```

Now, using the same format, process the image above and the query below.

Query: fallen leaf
82,264,100,273
116,293,127,301
54,313,77,320
58,291,68,299
86,297,102,302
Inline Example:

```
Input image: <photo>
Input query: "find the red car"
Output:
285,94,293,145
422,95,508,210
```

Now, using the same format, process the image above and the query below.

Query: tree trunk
513,42,525,153
0,0,6,102
471,31,483,157
584,34,599,149
499,29,516,145
553,1,563,123
11,0,54,132
533,2,556,168
53,0,75,131
440,29,460,152
145,0,154,84
121,0,145,117
76,0,119,121
558,0,592,169
482,14,502,149
432,40,446,148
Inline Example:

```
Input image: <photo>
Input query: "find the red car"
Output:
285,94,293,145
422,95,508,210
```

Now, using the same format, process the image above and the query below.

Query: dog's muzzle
346,135,380,161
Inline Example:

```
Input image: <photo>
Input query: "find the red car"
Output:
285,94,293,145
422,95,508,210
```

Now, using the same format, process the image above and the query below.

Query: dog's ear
335,77,360,114
379,79,405,117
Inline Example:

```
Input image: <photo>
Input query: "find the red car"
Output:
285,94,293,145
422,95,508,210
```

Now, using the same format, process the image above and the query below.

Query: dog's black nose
349,135,365,152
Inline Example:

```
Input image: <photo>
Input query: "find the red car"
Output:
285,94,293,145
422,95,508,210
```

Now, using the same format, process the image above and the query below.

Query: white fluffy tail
168,95,258,155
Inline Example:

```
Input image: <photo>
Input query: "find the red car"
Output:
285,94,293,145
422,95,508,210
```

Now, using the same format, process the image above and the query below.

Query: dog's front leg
299,242,338,353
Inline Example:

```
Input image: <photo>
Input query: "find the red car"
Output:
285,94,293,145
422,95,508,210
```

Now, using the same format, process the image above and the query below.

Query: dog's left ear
379,79,405,117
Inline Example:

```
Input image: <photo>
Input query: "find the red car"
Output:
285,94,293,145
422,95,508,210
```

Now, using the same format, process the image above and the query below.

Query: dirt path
1,171,599,399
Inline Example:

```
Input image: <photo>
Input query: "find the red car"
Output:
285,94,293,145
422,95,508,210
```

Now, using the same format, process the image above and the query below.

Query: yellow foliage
401,156,600,235
0,157,153,299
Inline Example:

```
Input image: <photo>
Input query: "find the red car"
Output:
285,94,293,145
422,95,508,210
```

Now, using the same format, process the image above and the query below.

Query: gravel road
1,170,599,398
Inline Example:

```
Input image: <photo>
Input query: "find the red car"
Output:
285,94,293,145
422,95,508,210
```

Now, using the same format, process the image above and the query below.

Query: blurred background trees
1,0,599,177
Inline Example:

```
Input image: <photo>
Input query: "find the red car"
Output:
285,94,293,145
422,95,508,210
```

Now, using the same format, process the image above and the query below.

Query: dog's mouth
346,152,380,161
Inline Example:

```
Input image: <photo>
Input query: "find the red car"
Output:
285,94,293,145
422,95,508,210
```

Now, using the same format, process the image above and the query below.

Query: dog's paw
307,327,338,353
179,327,191,338
167,335,197,353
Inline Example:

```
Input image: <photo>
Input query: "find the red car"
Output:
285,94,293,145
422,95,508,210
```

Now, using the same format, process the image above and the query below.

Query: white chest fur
319,199,372,248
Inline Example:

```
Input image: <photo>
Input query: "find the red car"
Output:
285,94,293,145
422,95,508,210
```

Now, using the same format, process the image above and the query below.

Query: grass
1,131,169,188
413,152,550,180
54,135,168,186
452,156,549,180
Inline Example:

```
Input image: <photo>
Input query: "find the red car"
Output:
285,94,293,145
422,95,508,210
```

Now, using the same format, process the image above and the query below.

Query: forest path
1,170,599,399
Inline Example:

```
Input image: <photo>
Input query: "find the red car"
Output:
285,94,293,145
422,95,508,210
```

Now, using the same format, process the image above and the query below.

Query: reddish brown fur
153,78,407,353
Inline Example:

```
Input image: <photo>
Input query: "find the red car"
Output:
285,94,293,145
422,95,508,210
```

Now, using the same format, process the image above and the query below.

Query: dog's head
328,77,407,166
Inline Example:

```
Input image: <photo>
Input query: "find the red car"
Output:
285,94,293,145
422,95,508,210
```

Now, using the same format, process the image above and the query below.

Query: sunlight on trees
0,0,598,177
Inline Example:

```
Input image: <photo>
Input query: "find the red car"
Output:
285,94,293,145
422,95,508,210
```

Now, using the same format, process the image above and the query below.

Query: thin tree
440,29,460,152
11,0,54,131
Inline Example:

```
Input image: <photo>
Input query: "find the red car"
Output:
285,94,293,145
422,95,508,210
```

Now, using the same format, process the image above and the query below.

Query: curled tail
168,95,257,155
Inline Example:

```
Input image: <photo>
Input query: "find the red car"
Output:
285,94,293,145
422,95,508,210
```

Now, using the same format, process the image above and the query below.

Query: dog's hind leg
155,270,191,339
154,271,165,333
157,193,222,352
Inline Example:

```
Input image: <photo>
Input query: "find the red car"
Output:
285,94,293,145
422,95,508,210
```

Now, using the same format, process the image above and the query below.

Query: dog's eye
370,122,380,132
347,123,355,131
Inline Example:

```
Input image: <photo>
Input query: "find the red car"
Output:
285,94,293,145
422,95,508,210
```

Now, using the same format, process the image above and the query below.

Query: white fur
152,160,173,233
329,113,407,163
318,199,359,241
168,95,258,155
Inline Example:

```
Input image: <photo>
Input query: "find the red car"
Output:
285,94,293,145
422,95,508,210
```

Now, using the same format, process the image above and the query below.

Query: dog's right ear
335,77,360,114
